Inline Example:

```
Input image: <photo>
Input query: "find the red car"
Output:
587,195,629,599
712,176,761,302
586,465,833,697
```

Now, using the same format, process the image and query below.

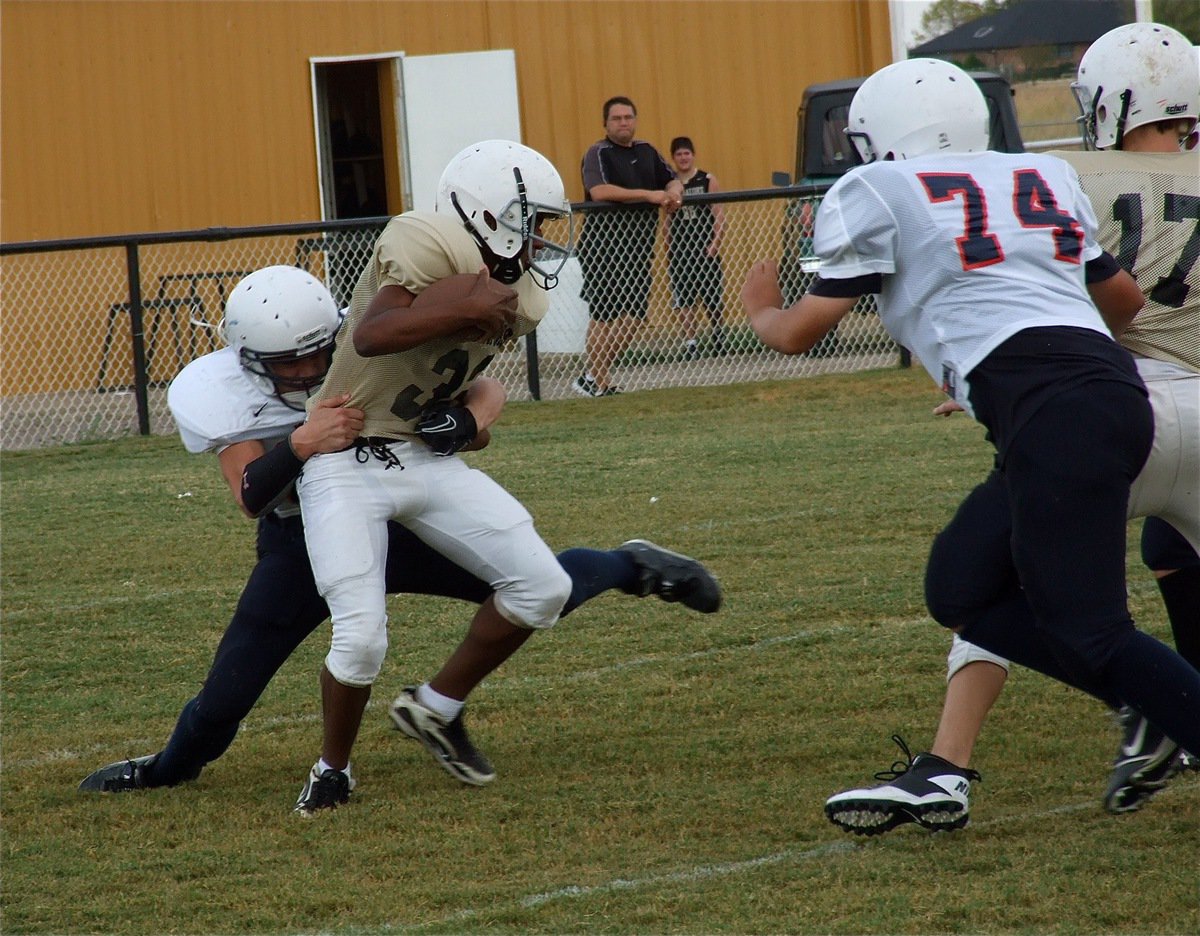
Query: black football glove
415,401,478,457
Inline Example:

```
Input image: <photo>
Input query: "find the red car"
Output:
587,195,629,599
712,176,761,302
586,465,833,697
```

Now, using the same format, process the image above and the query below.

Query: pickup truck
788,71,1024,188
778,71,1025,317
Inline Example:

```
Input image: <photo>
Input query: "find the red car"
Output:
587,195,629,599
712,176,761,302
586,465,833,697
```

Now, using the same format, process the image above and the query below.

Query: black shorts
578,209,657,322
668,249,724,310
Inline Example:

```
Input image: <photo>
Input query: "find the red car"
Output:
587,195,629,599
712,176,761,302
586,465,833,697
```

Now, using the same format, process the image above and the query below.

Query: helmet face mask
218,265,342,411
240,346,334,410
1072,23,1199,151
846,59,990,163
437,140,573,289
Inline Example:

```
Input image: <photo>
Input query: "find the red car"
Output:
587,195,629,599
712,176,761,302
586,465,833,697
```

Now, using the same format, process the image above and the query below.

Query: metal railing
0,187,903,450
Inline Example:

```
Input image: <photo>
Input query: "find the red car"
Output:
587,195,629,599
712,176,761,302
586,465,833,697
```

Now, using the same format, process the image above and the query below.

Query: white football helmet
1073,22,1199,150
218,265,341,410
436,139,573,288
846,59,990,163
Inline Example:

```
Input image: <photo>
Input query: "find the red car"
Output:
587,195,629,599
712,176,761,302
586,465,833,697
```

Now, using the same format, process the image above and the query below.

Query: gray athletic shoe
616,539,723,613
78,754,158,793
1103,706,1179,814
389,687,496,786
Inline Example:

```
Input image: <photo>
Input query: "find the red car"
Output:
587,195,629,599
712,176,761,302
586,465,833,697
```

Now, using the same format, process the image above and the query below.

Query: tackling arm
1086,262,1145,337
219,394,364,518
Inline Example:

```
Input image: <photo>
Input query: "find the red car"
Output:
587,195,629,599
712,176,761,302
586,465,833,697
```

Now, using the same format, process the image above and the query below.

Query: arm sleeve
376,214,482,292
808,273,882,297
240,439,305,517
581,143,605,195
1085,250,1121,284
813,172,899,278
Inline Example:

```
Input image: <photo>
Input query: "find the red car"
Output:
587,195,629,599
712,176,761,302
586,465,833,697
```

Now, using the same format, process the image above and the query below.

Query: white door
398,50,522,211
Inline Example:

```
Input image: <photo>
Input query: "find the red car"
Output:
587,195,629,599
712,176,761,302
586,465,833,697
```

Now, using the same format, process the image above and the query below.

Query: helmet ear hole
483,211,498,232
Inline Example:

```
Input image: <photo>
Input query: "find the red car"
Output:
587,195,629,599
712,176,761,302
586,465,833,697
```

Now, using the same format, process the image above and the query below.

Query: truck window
822,104,859,170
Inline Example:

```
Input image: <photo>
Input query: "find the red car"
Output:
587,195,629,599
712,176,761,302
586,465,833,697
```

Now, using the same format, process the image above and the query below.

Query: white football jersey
169,347,304,453
167,347,305,514
815,151,1108,413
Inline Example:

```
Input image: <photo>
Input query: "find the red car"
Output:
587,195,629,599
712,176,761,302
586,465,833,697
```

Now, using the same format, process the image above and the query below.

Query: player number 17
1112,190,1200,308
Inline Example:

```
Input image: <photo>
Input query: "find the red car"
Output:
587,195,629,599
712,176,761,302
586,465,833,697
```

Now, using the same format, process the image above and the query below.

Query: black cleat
78,754,158,793
293,762,354,817
825,736,980,836
616,539,722,613
1103,706,1180,814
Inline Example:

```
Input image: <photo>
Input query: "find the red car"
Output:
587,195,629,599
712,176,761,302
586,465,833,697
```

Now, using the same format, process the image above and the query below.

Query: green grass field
3,368,1197,935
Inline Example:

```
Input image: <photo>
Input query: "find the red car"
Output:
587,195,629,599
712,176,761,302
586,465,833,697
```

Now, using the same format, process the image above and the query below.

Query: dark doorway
316,60,390,219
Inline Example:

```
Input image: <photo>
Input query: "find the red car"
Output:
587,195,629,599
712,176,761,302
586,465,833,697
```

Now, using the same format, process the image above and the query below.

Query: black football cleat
79,754,159,793
825,736,980,836
616,539,722,613
293,762,355,817
1102,707,1179,814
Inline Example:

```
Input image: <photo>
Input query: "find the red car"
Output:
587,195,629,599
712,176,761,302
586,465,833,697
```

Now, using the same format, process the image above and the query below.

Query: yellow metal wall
1,0,892,242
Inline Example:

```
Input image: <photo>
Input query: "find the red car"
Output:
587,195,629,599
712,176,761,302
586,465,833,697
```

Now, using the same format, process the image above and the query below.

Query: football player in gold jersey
287,141,699,815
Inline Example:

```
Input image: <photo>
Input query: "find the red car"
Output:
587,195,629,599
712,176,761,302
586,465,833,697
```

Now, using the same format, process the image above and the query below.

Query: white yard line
7,619,930,770
381,797,1190,933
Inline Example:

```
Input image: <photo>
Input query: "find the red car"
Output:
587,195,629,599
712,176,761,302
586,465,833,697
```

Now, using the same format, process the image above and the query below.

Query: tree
912,0,1011,45
1152,0,1200,42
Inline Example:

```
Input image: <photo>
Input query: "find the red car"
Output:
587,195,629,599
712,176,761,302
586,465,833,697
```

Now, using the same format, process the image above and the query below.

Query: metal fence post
124,242,151,435
525,328,541,401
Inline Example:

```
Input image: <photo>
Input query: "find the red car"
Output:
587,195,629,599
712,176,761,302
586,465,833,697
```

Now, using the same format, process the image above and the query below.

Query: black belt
354,436,404,447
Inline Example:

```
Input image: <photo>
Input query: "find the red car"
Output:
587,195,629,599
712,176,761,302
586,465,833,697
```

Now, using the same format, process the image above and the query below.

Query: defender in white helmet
218,265,341,411
79,259,722,800
740,56,1200,833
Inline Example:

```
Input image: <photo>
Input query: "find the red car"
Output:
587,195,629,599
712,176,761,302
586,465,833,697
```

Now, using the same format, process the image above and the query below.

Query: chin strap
1113,87,1133,150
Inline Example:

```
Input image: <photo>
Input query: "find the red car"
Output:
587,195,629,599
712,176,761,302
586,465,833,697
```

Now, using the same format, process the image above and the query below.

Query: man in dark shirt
576,96,683,396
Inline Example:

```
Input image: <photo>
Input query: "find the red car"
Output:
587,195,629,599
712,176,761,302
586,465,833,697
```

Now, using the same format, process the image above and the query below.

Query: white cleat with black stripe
825,735,980,836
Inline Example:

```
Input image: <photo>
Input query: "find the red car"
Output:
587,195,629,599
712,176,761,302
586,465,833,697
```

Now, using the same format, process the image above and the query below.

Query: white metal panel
399,50,522,211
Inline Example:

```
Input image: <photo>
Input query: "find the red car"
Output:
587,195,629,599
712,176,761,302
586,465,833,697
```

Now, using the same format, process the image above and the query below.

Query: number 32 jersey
814,151,1107,413
312,210,549,439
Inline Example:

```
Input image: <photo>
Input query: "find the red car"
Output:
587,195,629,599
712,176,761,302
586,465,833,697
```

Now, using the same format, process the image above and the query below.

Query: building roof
909,0,1132,54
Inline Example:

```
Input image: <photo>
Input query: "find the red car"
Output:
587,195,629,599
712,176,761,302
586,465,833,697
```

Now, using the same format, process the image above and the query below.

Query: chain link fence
1,188,901,450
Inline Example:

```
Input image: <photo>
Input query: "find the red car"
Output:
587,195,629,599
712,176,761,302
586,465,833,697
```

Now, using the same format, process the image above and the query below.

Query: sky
891,0,936,55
